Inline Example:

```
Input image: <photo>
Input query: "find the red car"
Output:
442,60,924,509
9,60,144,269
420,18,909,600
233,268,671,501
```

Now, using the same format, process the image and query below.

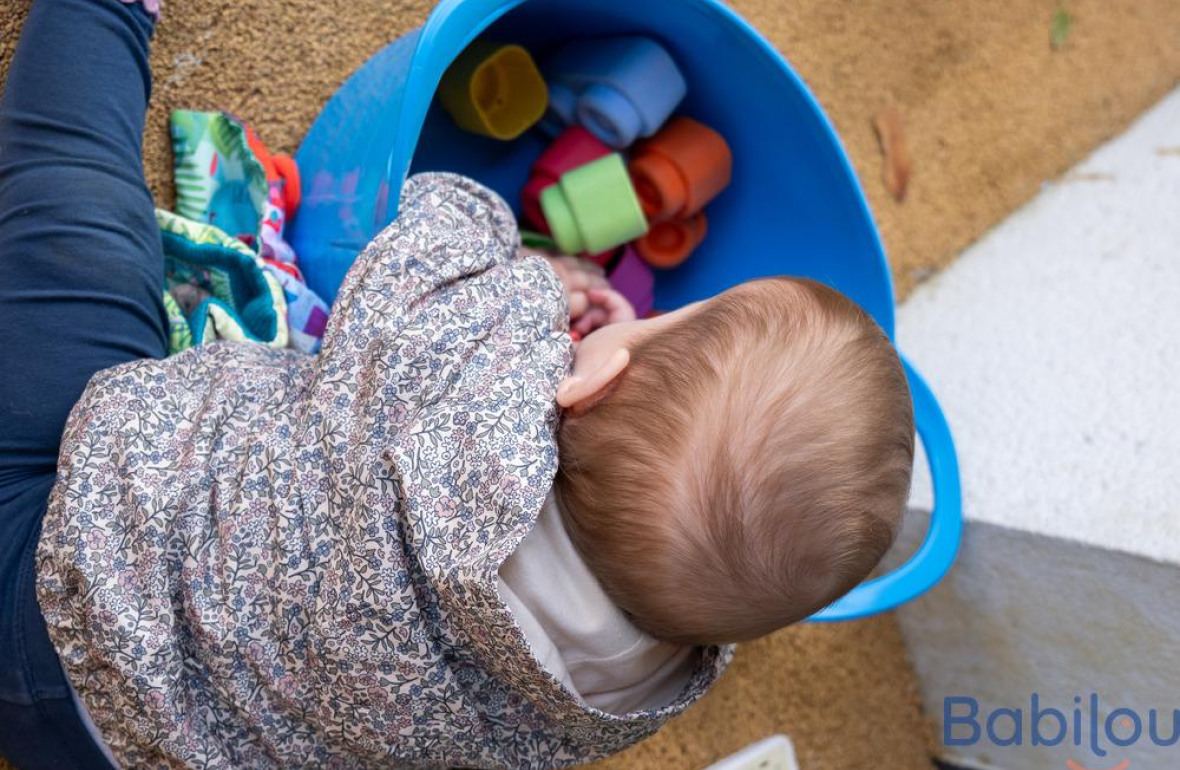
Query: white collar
497,492,696,714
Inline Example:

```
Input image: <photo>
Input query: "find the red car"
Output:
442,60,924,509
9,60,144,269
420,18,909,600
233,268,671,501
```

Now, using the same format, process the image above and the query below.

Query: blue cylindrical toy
289,0,962,622
544,36,688,149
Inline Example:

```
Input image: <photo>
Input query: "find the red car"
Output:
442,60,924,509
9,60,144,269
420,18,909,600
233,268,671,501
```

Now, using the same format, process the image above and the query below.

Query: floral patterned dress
36,173,731,769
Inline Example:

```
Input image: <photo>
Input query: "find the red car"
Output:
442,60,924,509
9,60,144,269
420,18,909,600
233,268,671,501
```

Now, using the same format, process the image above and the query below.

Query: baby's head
554,277,914,645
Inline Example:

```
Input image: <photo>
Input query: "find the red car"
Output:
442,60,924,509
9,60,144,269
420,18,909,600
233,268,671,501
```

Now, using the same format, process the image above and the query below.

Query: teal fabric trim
161,229,279,344
187,297,268,346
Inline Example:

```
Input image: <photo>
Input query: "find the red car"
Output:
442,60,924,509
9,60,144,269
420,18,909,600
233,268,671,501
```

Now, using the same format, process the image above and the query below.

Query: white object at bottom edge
704,734,799,770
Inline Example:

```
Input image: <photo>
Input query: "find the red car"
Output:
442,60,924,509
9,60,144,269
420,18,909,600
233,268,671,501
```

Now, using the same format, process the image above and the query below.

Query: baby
499,255,914,714
31,170,912,769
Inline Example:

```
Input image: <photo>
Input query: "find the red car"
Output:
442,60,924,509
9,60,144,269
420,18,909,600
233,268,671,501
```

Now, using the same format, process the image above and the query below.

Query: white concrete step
892,85,1180,770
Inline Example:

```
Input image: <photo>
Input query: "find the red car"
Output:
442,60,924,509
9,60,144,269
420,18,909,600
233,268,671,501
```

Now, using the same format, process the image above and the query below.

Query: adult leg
0,0,167,484
0,0,164,766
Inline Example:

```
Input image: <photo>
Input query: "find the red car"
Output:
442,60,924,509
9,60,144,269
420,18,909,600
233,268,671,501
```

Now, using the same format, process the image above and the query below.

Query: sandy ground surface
593,617,932,769
3,0,1179,768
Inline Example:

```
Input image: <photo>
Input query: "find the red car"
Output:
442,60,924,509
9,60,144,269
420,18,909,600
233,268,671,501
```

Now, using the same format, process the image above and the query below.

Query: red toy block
634,211,707,269
629,116,731,224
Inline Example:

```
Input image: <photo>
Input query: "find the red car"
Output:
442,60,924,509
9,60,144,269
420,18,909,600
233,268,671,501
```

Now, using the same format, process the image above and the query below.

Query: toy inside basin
289,0,962,622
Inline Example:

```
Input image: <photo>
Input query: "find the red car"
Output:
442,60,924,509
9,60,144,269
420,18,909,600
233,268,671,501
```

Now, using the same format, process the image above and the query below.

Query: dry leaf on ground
873,106,912,202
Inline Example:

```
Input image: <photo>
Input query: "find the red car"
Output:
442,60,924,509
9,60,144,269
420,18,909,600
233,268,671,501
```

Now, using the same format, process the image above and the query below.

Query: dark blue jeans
0,0,166,766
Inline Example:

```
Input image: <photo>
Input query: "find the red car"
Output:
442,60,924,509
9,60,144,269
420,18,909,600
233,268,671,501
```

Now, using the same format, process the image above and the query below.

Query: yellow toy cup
438,42,548,141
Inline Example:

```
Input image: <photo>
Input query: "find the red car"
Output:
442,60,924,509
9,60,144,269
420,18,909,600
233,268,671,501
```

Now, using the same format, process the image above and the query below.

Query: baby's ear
557,348,630,411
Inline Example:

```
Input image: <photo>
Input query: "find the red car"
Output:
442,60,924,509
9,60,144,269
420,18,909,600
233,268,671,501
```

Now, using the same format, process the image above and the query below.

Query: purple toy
608,245,655,318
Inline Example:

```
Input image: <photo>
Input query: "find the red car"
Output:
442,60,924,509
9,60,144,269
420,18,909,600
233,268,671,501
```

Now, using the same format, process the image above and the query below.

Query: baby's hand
571,287,636,337
520,246,637,337
540,254,606,319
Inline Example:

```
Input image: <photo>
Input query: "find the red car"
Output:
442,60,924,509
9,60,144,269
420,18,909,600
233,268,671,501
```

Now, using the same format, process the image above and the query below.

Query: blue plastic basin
289,0,962,622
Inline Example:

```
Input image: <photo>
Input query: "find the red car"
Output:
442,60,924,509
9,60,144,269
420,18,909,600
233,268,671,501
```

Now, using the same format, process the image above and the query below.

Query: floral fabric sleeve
37,171,729,769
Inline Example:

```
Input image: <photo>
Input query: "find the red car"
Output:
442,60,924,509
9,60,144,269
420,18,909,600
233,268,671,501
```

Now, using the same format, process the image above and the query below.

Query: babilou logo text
945,694,1179,769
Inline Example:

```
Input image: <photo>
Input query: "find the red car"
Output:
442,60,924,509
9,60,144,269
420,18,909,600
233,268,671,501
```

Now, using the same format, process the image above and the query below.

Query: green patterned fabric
170,109,269,247
162,291,193,354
